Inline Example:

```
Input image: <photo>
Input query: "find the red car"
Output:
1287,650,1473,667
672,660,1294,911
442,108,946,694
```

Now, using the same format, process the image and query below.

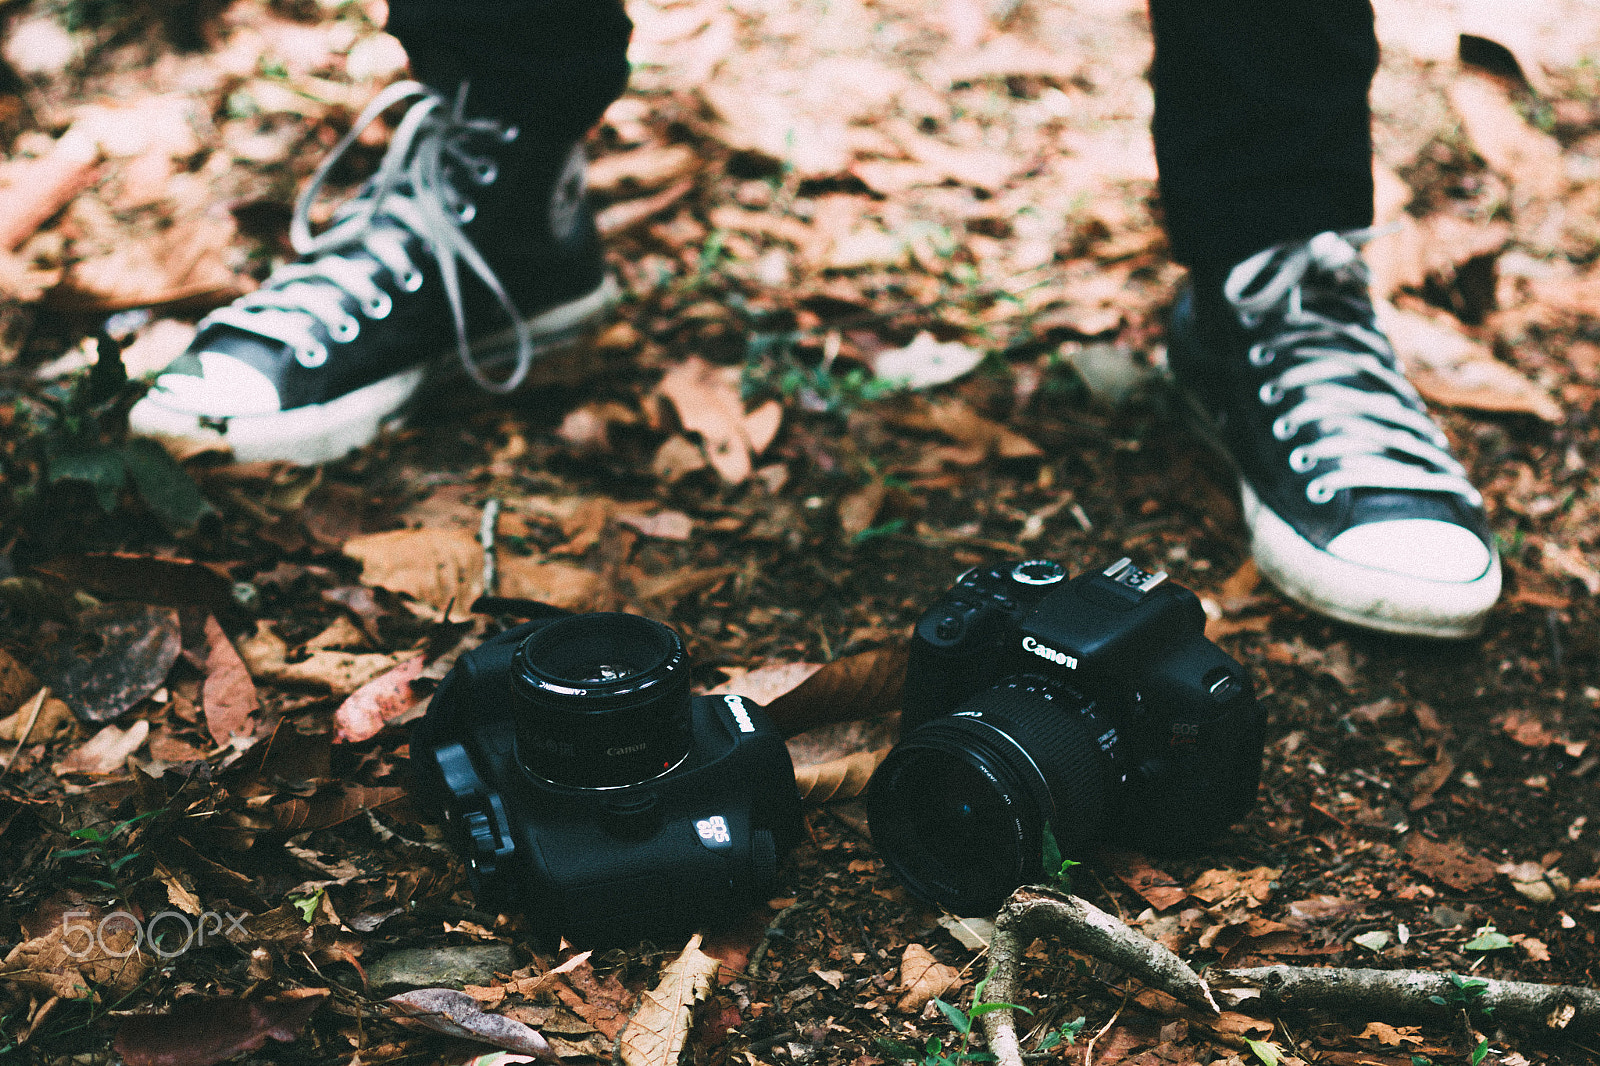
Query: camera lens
867,679,1118,915
512,613,693,788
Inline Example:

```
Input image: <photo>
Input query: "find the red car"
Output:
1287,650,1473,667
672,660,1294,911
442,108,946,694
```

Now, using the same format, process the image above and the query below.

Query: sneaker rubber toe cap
146,351,283,417
1327,519,1494,583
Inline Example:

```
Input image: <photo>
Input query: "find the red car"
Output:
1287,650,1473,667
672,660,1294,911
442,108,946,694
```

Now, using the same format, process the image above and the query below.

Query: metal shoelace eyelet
1288,446,1315,473
501,125,519,144
474,160,497,185
296,345,329,368
457,201,477,223
1258,381,1284,405
333,316,360,343
401,269,424,292
1305,479,1335,504
1272,415,1295,441
1248,343,1274,368
366,292,393,319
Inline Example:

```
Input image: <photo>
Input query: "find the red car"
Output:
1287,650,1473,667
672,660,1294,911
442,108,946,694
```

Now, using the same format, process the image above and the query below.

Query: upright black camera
867,559,1265,916
413,612,803,944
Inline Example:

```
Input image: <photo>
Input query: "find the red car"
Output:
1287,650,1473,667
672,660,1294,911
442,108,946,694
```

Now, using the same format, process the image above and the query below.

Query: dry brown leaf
52,208,249,311
0,124,99,251
709,663,823,705
559,958,637,1041
618,933,720,1066
4,903,148,1000
870,331,984,389
344,527,482,620
588,144,699,195
1403,833,1498,891
657,356,776,483
887,397,1042,459
1380,301,1562,422
1365,213,1511,299
238,620,405,695
896,943,960,1014
115,989,328,1066
631,565,735,608
762,644,908,737
1105,852,1190,911
56,719,150,775
389,988,557,1060
793,748,888,804
334,654,426,743
1408,748,1457,811
615,510,694,541
595,179,695,237
0,646,40,718
838,482,888,539
651,434,710,482
203,614,258,747
271,784,408,831
1447,71,1564,201
498,558,606,611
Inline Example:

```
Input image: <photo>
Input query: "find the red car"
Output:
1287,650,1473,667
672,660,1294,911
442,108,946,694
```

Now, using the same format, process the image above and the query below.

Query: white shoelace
201,80,535,394
1225,230,1481,507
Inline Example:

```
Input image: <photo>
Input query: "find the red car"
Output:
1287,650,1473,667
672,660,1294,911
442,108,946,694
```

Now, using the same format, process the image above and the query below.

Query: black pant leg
1149,0,1378,271
385,0,633,142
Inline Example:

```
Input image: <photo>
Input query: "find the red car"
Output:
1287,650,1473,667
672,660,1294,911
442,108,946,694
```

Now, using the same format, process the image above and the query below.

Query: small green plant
924,970,1032,1066
55,809,164,892
1463,925,1513,954
1039,823,1082,893
1033,1016,1086,1053
1429,972,1494,1017
1470,1039,1490,1066
850,518,906,545
877,971,1081,1066
1245,1038,1283,1066
8,354,212,530
741,330,904,415
288,887,325,923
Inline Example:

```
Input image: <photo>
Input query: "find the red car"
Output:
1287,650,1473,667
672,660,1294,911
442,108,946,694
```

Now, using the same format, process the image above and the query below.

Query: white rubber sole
1240,481,1501,639
128,277,619,466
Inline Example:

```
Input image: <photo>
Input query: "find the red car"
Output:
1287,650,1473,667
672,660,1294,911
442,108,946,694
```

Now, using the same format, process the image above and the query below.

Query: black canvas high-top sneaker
1169,230,1500,638
129,81,616,464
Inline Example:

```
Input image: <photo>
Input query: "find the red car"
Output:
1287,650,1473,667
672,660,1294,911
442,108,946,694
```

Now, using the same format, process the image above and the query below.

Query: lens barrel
867,679,1119,915
512,613,693,788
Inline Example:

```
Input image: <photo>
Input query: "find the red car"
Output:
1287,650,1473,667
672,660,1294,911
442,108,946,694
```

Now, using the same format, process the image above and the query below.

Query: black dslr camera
867,559,1265,916
413,612,803,944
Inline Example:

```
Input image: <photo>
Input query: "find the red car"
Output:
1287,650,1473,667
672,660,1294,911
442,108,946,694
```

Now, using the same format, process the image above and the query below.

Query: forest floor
4,0,1600,1064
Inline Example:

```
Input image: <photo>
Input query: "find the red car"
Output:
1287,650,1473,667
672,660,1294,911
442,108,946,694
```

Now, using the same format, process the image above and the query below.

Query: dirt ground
3,0,1600,1064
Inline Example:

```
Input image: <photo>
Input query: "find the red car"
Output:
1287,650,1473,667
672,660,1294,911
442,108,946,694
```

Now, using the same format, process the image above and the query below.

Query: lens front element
867,680,1119,914
512,613,693,788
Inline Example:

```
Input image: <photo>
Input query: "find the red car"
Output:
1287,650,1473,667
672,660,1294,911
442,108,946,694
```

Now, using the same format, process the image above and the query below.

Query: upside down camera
413,612,803,944
867,558,1266,916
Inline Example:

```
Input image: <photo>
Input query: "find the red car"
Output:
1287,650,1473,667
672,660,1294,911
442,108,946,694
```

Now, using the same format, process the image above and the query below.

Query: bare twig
982,887,1217,1066
980,886,1600,1066
1214,966,1600,1034
479,497,500,598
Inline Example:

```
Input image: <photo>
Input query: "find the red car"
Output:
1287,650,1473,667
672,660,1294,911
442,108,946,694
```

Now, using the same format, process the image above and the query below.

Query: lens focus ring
950,681,1118,854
